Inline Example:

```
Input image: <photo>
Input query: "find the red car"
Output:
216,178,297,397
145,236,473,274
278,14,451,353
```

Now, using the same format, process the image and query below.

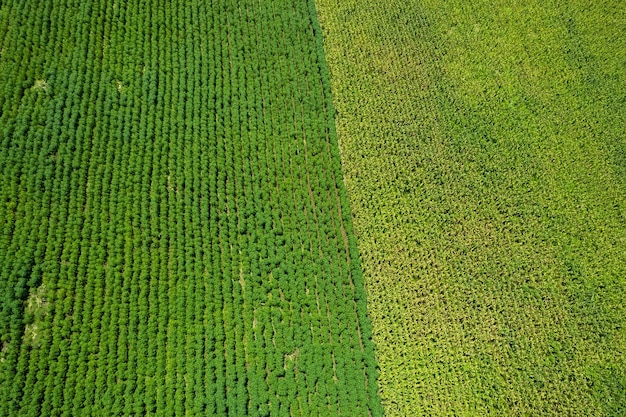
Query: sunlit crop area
316,0,626,415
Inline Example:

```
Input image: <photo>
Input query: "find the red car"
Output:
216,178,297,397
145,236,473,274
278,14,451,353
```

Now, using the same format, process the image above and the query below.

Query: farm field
315,0,626,415
0,0,382,415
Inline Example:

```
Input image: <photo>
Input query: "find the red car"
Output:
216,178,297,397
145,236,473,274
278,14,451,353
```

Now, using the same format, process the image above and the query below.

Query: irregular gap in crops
0,0,382,415
315,0,626,415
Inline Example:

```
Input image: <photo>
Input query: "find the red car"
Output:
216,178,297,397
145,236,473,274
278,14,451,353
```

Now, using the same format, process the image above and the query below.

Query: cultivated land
315,0,626,415
0,0,382,415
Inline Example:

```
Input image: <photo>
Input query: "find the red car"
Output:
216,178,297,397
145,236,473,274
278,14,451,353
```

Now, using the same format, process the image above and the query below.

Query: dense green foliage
316,0,626,415
0,0,382,415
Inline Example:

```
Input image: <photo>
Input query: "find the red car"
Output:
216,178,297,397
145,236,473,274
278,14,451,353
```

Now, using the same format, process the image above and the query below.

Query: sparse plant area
32,79,47,91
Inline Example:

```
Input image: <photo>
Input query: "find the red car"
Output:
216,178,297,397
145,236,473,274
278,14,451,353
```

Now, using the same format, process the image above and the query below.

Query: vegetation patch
0,0,381,415
315,0,626,415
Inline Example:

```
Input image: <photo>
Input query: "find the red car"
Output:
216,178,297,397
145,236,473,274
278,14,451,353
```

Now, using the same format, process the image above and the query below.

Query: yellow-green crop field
316,0,626,415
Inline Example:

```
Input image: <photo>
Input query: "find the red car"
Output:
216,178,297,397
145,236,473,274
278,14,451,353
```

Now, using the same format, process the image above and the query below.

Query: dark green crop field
0,0,381,415
316,0,626,415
